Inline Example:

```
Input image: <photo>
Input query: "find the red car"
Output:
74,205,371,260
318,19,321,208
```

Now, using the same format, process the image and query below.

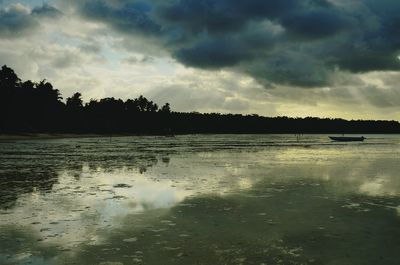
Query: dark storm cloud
32,3,63,18
0,4,37,36
0,3,61,37
174,38,251,68
79,1,161,35
248,49,332,87
280,8,348,39
157,0,299,34
73,0,400,87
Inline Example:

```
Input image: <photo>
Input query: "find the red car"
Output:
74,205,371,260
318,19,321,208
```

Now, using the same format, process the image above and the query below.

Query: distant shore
0,133,174,141
1,132,399,141
0,133,107,141
2,65,400,136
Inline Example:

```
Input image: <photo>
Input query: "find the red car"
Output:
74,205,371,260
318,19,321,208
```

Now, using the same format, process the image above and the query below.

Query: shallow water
0,134,399,264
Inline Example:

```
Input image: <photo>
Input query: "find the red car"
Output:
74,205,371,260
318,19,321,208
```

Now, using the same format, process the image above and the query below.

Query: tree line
1,65,400,134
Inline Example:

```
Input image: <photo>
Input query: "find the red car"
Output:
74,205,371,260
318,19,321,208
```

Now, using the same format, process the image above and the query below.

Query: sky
1,0,400,120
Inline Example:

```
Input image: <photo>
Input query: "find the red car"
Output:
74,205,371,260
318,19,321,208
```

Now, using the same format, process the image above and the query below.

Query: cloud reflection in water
0,135,400,264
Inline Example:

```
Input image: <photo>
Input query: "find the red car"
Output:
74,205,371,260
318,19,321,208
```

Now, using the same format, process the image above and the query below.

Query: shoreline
0,133,107,141
0,133,178,141
1,132,399,141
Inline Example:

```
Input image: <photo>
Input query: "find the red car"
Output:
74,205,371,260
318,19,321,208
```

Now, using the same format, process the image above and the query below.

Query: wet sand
1,134,399,264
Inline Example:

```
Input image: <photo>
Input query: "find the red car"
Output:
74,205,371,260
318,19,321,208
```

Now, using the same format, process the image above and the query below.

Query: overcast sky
1,0,400,120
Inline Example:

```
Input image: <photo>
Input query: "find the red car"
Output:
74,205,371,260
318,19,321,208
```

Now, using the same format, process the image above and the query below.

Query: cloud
122,55,155,64
174,38,251,69
246,49,333,87
78,0,161,35
79,43,101,54
1,0,399,120
0,3,37,37
51,51,83,69
69,0,400,88
32,3,63,18
0,3,62,37
280,8,348,39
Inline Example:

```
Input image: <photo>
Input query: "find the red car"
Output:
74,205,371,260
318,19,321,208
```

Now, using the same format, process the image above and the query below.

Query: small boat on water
329,136,366,142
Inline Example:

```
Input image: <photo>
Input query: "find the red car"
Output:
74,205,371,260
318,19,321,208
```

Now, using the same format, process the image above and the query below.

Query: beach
1,134,400,264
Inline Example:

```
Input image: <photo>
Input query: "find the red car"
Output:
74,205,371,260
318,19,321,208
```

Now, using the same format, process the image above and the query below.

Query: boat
329,136,365,142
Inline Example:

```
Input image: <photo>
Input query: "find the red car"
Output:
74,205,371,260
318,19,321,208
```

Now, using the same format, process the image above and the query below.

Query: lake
1,134,400,264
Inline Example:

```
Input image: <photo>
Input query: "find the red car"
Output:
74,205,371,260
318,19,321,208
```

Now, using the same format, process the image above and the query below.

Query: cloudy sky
1,0,400,120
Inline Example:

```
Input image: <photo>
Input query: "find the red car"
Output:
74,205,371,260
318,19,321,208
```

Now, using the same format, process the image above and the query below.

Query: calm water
0,135,399,265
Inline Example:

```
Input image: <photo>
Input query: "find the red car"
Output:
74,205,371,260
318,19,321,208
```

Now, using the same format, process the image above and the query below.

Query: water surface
1,135,400,264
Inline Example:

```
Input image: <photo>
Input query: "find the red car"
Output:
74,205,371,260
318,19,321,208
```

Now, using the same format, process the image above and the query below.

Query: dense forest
1,65,400,134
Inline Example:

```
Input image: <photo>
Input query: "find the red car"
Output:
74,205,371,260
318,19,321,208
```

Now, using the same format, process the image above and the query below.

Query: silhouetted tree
0,65,20,89
147,101,158,112
36,80,62,103
137,95,148,112
66,92,83,109
160,103,171,114
125,99,140,113
1,65,400,135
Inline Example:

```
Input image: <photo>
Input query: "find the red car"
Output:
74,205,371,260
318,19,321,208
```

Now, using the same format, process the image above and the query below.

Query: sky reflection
1,135,400,264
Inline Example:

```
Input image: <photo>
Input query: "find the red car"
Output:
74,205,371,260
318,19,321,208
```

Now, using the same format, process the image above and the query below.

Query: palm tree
66,92,83,109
